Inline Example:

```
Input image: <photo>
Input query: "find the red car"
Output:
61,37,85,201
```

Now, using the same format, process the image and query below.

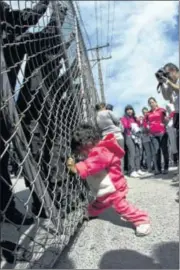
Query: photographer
156,63,179,142
155,63,179,201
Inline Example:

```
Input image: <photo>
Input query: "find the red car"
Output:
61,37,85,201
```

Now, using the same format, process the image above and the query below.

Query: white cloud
78,1,179,116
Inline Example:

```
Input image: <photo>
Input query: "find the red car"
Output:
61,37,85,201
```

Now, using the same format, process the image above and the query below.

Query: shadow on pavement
30,247,75,269
99,241,179,269
99,208,133,229
153,241,179,269
53,257,75,269
99,249,160,269
53,222,86,269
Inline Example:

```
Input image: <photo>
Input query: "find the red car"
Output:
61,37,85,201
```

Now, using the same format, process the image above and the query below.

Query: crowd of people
95,63,179,182
94,97,177,178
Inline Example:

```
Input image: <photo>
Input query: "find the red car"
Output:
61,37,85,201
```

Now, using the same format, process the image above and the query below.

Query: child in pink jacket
67,124,151,236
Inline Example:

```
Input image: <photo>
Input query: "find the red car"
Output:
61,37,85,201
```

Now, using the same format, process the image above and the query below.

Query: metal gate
0,0,98,268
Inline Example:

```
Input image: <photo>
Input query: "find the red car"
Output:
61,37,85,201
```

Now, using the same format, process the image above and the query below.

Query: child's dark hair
71,123,101,152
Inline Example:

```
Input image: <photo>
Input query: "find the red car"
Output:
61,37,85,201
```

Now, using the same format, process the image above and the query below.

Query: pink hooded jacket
75,134,127,198
121,116,140,136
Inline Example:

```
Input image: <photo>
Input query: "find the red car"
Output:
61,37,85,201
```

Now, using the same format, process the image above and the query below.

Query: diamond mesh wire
0,0,97,268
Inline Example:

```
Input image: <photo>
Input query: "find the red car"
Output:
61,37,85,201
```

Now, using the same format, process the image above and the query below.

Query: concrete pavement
54,168,179,269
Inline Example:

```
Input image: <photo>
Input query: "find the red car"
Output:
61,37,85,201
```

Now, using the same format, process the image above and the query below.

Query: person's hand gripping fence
67,157,77,174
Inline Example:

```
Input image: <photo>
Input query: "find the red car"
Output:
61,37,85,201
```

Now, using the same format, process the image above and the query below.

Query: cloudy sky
78,1,179,116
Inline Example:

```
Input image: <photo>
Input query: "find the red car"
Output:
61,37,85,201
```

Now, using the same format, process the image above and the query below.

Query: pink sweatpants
88,190,149,227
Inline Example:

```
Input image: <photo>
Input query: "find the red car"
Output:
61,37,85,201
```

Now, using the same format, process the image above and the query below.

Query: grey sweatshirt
96,110,123,138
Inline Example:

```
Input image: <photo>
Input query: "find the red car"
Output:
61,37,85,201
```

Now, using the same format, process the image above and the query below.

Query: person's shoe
135,224,151,236
130,171,140,178
5,208,34,226
154,170,161,175
162,169,168,175
137,170,146,176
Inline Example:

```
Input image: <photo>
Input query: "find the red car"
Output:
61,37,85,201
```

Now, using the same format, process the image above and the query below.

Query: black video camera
155,68,170,93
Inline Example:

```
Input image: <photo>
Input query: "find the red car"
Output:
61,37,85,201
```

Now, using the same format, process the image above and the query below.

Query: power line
75,1,96,60
94,0,99,47
104,1,116,91
87,43,111,103
110,0,116,55
99,1,103,46
106,0,110,52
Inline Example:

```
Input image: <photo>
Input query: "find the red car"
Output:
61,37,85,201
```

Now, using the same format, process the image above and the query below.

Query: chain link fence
0,0,98,268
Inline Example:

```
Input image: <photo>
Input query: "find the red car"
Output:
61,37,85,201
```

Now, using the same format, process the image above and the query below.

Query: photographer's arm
166,80,180,93
160,84,173,101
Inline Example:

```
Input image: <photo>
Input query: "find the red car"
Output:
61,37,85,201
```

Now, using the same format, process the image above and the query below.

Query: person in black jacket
1,0,80,220
1,0,50,224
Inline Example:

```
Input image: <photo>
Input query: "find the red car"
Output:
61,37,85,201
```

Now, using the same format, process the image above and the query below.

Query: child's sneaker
135,224,151,236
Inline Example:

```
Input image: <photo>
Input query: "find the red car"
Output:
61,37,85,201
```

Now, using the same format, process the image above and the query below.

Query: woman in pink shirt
145,97,169,175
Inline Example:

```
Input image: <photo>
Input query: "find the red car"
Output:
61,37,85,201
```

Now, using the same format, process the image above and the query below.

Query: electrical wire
99,1,103,47
75,1,96,60
110,0,116,56
94,0,99,47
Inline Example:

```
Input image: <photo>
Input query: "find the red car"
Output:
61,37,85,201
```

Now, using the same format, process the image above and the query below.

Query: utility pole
87,43,111,103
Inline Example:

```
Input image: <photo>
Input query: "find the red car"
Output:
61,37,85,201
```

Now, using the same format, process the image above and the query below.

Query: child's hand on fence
67,157,77,174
